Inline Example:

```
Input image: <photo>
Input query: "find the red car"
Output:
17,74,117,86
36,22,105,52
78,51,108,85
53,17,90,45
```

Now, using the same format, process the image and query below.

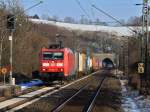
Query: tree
0,1,6,9
0,0,34,77
51,15,59,22
41,14,49,20
64,17,75,23
115,19,126,26
80,17,89,24
126,16,142,26
33,14,40,19
95,18,101,25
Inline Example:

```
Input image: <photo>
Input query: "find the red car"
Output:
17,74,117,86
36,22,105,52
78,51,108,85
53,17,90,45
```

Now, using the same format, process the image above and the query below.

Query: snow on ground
120,79,141,112
120,78,150,112
113,70,150,112
30,19,143,37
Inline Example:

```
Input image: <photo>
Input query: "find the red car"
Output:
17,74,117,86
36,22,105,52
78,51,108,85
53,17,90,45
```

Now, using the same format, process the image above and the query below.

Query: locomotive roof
41,47,73,53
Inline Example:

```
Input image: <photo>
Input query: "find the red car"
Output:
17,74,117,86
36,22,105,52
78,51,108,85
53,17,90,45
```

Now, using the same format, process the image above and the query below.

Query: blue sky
21,0,143,22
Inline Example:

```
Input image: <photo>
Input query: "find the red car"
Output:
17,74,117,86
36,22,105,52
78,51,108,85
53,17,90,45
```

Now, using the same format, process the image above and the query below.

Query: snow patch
30,19,142,37
120,79,141,112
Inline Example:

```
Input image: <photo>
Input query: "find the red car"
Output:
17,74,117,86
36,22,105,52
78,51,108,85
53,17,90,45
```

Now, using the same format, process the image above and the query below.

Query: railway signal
6,14,16,85
1,67,8,85
138,63,144,74
1,68,8,74
6,14,15,30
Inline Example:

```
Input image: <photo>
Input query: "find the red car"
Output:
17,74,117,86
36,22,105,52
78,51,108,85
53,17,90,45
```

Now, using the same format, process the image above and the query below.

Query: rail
5,71,99,112
51,73,107,112
82,76,106,112
51,83,90,112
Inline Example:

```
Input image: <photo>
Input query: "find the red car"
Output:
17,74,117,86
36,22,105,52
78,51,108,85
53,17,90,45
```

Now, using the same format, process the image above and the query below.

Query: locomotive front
39,48,64,81
41,50,64,72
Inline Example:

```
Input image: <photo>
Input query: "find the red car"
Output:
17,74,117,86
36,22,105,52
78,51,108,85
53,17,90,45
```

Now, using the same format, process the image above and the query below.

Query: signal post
7,14,15,85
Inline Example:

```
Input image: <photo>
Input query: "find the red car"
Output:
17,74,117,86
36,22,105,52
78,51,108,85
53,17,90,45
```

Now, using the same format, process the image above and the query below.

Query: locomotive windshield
43,52,64,60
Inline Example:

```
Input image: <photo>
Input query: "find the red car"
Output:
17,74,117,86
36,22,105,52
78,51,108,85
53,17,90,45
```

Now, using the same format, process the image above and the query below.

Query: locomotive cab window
43,52,64,60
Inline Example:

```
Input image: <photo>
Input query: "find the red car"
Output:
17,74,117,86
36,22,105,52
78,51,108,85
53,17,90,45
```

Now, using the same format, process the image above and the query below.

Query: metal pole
143,0,149,79
146,2,149,80
0,31,4,83
4,74,5,85
9,31,13,85
122,46,124,72
127,37,129,77
142,3,145,63
0,39,2,77
115,54,118,76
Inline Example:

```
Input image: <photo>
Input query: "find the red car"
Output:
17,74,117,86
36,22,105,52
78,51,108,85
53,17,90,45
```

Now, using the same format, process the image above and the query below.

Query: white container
12,78,15,85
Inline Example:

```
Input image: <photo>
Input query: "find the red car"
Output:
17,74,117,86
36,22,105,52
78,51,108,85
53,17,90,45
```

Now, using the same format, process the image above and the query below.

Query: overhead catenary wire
74,0,91,19
91,4,137,34
86,0,96,23
82,0,119,25
24,1,43,12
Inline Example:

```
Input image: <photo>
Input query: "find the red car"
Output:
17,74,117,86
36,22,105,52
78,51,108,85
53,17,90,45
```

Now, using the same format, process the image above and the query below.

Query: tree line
31,14,143,26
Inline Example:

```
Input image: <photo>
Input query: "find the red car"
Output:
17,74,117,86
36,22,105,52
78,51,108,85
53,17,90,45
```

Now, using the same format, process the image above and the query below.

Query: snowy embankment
120,79,141,112
120,78,150,112
111,69,150,112
30,18,142,37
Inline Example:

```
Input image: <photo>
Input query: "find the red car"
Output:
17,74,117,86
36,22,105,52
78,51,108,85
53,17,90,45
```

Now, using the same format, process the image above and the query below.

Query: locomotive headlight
42,63,49,67
56,63,63,67
42,68,46,71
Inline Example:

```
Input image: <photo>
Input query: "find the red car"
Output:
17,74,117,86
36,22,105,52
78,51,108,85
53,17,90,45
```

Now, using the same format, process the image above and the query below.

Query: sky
21,0,143,22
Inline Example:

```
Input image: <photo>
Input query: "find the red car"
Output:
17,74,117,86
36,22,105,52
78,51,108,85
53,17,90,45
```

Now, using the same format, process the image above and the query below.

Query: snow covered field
30,18,143,37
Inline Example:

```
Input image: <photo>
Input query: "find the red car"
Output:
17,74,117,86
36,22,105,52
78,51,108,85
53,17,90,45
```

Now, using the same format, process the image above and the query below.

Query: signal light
7,14,15,30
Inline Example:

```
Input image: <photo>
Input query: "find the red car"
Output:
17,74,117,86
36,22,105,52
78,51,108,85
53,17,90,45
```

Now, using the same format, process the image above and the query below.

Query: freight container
92,53,102,71
85,55,92,74
74,51,79,73
78,52,86,74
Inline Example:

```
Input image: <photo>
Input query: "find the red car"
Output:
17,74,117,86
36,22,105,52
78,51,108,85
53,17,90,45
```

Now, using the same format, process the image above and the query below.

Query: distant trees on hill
32,14,40,19
32,13,108,25
39,14,108,25
126,16,142,26
29,13,144,27
31,14,145,26
30,14,144,27
64,17,75,23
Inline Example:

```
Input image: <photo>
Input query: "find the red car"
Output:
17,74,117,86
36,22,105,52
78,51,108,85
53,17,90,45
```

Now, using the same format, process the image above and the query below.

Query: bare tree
126,16,142,26
64,17,75,23
32,14,40,19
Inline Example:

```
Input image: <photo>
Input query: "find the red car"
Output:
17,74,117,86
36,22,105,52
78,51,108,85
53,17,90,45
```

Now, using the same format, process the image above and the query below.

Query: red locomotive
39,45,75,82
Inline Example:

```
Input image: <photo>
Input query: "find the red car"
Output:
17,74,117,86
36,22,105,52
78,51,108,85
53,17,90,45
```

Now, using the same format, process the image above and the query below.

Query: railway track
3,71,99,112
82,76,106,112
51,72,107,112
6,70,108,112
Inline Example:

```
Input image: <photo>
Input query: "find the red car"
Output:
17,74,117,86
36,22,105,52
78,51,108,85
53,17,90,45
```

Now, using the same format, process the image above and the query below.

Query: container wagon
92,53,102,71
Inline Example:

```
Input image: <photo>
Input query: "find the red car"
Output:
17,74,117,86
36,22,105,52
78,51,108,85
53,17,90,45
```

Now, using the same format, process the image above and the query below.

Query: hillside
30,19,136,37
